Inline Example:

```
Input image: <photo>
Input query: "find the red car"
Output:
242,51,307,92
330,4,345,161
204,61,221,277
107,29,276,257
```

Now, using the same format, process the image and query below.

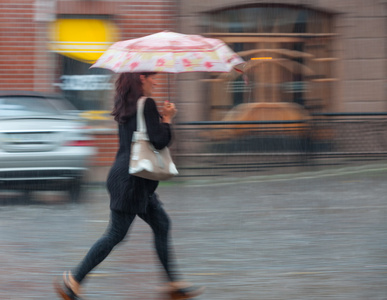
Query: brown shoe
165,281,205,299
54,271,82,300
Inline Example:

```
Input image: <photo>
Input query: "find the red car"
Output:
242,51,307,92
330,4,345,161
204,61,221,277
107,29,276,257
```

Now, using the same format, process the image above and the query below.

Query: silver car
0,92,96,202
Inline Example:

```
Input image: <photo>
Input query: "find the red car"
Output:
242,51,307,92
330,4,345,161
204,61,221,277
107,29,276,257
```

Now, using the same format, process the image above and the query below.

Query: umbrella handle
168,73,170,102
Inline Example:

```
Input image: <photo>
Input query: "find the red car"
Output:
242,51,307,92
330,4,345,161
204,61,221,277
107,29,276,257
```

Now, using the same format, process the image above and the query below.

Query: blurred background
0,1,386,299
1,0,387,188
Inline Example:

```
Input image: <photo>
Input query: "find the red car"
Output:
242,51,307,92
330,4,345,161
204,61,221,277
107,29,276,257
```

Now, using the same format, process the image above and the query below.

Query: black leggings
72,200,178,283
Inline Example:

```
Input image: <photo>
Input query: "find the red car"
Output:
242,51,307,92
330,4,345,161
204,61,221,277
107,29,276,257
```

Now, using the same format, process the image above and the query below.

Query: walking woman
55,72,203,299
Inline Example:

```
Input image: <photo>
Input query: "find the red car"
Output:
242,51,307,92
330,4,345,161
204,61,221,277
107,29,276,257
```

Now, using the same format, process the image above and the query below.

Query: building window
57,56,113,110
202,4,336,120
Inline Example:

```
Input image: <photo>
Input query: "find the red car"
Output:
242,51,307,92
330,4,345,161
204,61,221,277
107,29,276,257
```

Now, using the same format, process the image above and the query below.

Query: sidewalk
0,165,386,299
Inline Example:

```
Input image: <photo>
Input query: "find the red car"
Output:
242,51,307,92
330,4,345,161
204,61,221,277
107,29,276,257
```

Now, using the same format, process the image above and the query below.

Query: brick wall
92,132,119,166
0,1,36,91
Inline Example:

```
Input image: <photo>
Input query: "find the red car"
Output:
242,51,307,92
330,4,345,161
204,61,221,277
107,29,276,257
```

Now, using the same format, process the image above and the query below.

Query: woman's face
140,74,157,97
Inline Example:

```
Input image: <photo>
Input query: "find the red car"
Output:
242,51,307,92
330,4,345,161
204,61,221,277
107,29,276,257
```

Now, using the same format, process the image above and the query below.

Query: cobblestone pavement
0,165,387,300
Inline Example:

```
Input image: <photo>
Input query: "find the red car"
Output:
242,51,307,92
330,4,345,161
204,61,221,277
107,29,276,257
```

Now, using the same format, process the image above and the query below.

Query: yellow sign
79,110,111,121
48,19,119,64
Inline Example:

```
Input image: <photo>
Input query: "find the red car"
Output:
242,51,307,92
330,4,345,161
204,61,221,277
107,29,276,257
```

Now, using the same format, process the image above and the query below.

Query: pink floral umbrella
90,31,244,73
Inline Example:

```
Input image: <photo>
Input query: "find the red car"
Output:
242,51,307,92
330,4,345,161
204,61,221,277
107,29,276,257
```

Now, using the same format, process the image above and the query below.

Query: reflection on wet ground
0,168,387,299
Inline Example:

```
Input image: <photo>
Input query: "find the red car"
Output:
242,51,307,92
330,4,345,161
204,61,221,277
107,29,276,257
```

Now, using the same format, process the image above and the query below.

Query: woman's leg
72,210,136,283
138,196,179,282
138,195,205,298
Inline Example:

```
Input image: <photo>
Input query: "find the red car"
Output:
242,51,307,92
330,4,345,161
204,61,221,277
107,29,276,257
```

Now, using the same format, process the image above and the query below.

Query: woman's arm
143,98,172,150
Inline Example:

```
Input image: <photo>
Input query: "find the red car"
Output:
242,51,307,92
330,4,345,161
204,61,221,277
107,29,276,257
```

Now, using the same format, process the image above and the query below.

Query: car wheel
68,180,82,203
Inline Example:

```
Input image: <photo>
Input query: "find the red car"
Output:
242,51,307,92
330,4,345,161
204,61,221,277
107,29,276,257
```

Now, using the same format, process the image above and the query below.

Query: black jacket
107,97,172,213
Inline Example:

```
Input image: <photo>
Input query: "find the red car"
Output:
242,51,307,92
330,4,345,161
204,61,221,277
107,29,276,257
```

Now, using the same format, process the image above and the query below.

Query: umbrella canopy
90,31,244,73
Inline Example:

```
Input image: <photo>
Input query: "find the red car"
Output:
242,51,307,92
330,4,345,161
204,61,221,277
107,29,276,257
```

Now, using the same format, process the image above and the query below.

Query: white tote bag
129,97,178,181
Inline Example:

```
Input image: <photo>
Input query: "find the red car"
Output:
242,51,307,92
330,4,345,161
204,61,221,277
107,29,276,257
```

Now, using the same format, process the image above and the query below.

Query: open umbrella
90,31,244,73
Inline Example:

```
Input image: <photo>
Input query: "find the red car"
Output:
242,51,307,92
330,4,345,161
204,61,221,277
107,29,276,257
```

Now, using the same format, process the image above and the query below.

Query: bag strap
132,97,149,141
136,96,147,133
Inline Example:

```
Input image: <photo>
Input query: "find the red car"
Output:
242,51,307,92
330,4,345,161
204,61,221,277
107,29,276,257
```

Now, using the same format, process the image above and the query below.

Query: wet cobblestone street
0,165,387,299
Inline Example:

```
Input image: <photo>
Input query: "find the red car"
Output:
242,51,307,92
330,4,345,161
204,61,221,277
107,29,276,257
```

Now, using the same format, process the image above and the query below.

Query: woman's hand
161,101,177,124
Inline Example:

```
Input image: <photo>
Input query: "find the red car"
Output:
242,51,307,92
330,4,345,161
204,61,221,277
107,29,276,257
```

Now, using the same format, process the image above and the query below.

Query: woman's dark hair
111,72,156,124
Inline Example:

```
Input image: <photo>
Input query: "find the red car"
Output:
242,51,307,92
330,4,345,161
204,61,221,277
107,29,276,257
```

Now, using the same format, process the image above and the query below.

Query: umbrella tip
233,63,245,73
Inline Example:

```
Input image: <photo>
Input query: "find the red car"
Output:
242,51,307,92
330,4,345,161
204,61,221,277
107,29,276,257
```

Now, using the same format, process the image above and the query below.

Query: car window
0,97,61,117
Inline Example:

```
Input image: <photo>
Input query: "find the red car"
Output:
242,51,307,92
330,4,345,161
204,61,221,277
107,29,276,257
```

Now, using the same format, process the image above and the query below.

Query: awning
48,18,119,64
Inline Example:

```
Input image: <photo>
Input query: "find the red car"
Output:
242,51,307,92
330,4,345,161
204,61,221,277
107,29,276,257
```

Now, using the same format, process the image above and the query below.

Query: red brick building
0,0,176,95
0,0,178,168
